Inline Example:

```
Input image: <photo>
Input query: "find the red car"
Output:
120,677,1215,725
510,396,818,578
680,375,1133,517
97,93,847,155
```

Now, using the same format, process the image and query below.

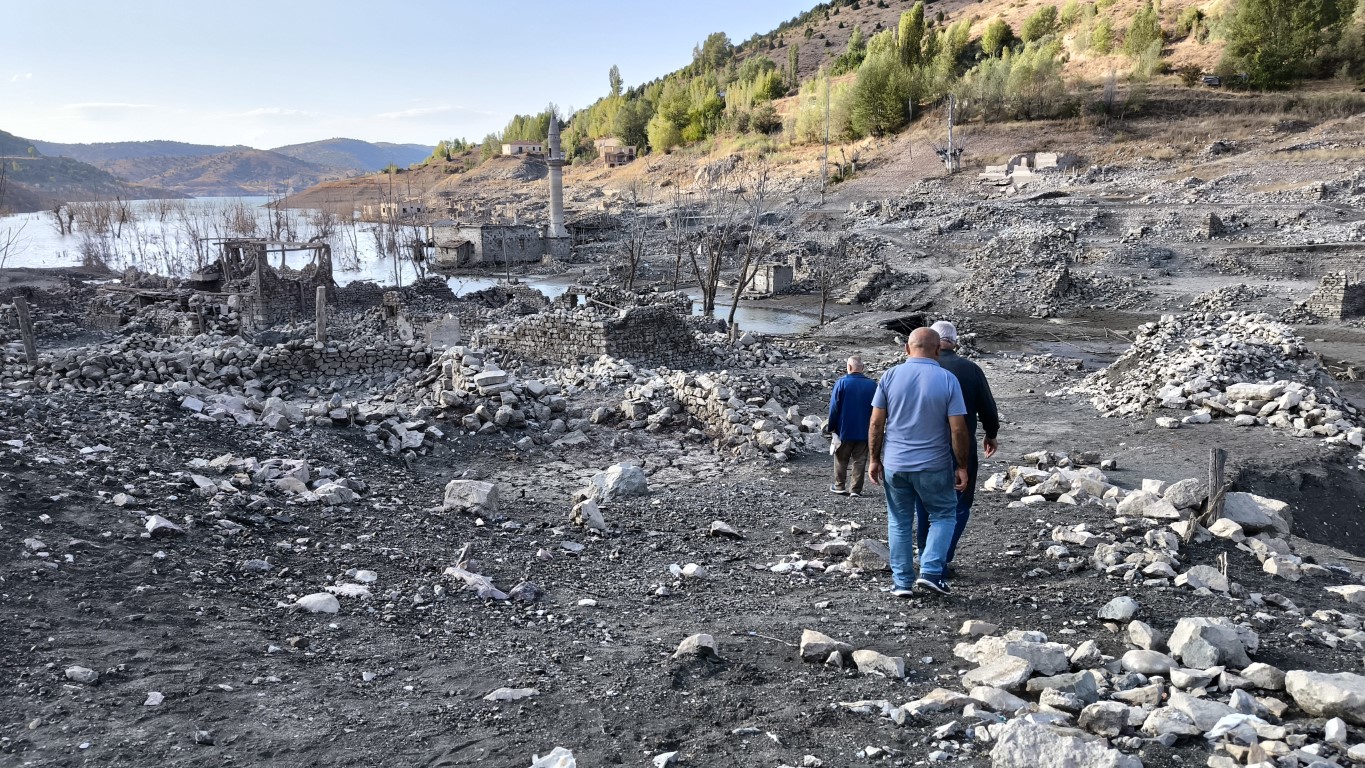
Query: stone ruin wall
1306,272,1365,320
479,305,704,368
234,246,337,332
1215,246,1365,279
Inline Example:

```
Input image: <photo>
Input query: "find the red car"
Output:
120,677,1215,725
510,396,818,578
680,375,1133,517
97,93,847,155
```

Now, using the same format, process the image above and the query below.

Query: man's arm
825,380,842,434
867,407,888,486
976,369,1000,457
949,414,970,491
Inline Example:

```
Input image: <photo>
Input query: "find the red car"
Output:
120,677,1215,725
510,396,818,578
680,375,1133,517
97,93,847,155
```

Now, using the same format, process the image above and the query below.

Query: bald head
907,327,941,359
846,356,865,373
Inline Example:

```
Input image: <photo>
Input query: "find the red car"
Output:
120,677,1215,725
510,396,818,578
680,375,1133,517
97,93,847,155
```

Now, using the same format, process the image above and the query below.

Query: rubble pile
833,454,1365,766
958,230,1144,316
0,331,430,396
1072,312,1364,447
423,345,575,447
1190,285,1272,313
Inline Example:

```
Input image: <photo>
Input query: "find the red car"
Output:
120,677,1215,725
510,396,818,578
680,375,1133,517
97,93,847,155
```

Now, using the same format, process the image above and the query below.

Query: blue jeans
885,468,958,588
915,452,978,565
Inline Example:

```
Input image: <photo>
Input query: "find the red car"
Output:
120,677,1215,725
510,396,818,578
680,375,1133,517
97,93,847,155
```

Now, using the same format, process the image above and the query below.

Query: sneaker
848,491,862,498
829,484,848,495
891,585,914,597
915,576,952,595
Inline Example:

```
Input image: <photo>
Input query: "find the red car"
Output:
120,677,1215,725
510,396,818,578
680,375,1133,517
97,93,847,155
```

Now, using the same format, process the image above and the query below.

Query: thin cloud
375,105,454,120
235,107,315,118
10,73,33,82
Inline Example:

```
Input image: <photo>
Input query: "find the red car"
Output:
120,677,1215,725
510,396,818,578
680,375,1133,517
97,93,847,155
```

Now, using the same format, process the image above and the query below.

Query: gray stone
969,685,1030,714
1221,492,1291,536
145,515,184,538
589,463,649,500
1122,650,1177,676
65,666,99,684
847,539,891,571
1175,565,1229,593
1169,618,1254,669
1169,690,1234,731
1127,620,1163,651
1163,478,1208,510
1141,706,1203,738
990,718,1142,768
961,619,999,637
1099,597,1140,621
963,655,1033,690
959,635,1071,676
442,479,498,514
1079,701,1130,738
852,649,905,679
800,630,853,663
294,592,340,613
1284,670,1365,725
672,633,717,660
1040,688,1086,713
1169,667,1220,690
1240,662,1286,691
1025,671,1100,703
1069,640,1105,669
905,688,972,714
483,687,539,702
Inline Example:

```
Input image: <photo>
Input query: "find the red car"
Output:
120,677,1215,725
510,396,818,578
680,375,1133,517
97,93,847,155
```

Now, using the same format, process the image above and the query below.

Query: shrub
1021,5,1060,42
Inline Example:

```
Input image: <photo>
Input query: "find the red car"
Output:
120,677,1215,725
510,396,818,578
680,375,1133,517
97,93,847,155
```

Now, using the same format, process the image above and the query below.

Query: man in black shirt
915,321,999,573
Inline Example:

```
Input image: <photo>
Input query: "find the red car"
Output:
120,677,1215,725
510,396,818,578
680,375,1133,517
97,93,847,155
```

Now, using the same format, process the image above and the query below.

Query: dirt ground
4,321,1365,767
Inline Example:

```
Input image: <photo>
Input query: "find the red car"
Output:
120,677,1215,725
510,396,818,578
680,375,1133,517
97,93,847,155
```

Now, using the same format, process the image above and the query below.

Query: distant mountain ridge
18,136,432,199
270,138,431,172
0,130,185,213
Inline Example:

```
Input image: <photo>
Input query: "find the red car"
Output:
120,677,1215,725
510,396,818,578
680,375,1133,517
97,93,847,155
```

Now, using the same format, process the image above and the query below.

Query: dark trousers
833,439,869,494
914,451,978,564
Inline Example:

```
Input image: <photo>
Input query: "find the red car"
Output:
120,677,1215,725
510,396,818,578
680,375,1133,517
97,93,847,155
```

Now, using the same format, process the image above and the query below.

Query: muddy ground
4,324,1365,768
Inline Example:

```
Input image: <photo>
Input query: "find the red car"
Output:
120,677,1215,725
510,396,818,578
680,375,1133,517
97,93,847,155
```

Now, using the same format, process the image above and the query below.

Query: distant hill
99,149,342,197
29,139,246,164
270,138,432,172
0,130,185,213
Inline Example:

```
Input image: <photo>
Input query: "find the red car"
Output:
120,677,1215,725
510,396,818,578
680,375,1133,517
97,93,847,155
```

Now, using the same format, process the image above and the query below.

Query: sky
2,0,814,150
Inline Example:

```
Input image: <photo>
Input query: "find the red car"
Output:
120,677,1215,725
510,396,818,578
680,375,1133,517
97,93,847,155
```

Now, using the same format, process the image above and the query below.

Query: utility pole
946,94,958,174
821,76,830,205
907,99,913,159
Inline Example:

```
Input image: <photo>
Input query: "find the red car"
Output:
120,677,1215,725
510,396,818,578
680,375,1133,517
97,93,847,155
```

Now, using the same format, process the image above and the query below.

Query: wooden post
315,285,327,343
13,296,38,371
1187,447,1227,541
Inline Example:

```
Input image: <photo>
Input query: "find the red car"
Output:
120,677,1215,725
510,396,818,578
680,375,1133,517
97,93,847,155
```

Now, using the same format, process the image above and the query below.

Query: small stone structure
752,264,794,295
502,141,543,156
979,152,1082,186
1306,272,1365,320
479,304,704,367
594,138,637,167
205,239,337,333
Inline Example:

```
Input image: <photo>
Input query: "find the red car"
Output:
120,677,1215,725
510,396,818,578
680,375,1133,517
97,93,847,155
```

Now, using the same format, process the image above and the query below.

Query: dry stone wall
479,305,705,368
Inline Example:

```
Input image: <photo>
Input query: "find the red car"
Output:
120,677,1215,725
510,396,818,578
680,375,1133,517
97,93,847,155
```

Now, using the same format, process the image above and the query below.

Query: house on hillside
502,141,543,156
593,137,637,168
362,198,426,221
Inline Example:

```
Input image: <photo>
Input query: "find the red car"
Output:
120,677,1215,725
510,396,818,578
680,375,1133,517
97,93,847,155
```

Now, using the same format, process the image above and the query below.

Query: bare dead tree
689,172,745,316
618,178,652,291
49,201,72,236
664,186,691,291
725,160,773,335
810,234,850,325
0,216,27,269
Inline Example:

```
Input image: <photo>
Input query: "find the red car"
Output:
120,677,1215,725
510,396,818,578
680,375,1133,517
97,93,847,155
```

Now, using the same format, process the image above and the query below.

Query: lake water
0,197,820,334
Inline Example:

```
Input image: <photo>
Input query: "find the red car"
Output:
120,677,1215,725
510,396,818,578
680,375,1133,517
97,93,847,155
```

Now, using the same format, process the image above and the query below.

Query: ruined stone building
1306,272,1365,320
594,137,637,167
211,239,336,332
479,304,704,368
362,198,427,221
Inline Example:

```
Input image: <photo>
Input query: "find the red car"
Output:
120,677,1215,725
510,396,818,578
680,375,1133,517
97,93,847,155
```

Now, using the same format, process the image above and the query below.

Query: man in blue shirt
825,356,878,496
915,321,1000,576
869,327,970,596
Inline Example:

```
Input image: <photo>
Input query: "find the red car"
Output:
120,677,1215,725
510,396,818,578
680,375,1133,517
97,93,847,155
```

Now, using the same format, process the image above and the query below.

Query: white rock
483,687,539,702
1121,649,1176,675
852,649,906,679
673,633,717,660
990,718,1142,768
65,666,99,684
145,515,185,538
800,630,853,663
963,655,1033,690
530,747,577,768
1169,617,1254,668
1098,597,1140,621
1221,492,1291,536
442,480,498,514
1285,670,1365,725
294,592,341,613
589,463,649,500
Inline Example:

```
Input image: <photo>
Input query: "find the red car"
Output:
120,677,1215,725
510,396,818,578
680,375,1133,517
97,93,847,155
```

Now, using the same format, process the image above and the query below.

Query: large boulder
1221,492,1291,536
1285,670,1365,725
588,463,649,501
990,718,1142,768
443,480,499,514
1168,617,1256,669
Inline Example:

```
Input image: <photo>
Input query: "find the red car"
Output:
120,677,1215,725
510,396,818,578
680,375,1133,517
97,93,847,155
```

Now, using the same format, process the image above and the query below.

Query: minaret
546,117,568,239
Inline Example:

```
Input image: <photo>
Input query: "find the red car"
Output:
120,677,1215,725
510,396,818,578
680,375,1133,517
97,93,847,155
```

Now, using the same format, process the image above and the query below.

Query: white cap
930,320,958,344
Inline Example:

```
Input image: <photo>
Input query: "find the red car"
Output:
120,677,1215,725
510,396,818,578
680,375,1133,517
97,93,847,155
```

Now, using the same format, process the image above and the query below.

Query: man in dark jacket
826,356,878,496
915,321,999,570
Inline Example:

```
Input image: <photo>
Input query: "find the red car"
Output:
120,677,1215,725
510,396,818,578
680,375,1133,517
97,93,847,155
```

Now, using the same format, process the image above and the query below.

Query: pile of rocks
1073,312,1364,445
423,346,574,445
833,454,1365,765
1190,285,1271,313
958,230,1145,316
